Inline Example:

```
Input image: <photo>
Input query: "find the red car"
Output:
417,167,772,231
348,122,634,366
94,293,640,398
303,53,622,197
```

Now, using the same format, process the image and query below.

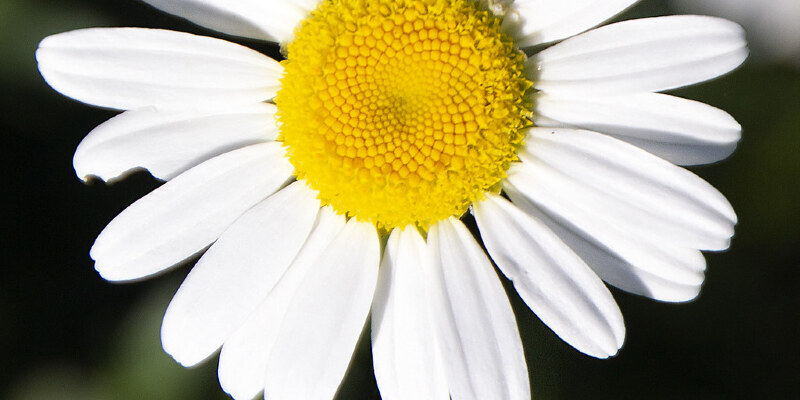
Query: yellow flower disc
277,0,531,230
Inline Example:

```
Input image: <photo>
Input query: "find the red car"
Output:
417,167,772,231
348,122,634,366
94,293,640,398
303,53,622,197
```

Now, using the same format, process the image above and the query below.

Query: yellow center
277,0,531,230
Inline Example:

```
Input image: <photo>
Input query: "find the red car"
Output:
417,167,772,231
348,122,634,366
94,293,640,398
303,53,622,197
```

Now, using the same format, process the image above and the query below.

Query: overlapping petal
504,127,734,302
474,194,625,358
515,128,736,251
74,103,278,182
218,207,344,400
426,218,530,400
37,28,282,110
139,0,316,43
91,142,293,281
505,0,639,47
263,219,380,400
504,188,707,302
534,93,741,165
160,182,320,367
532,16,747,95
372,228,449,400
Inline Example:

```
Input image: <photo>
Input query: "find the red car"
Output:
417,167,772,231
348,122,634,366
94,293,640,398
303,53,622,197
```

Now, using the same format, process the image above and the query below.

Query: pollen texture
277,0,531,230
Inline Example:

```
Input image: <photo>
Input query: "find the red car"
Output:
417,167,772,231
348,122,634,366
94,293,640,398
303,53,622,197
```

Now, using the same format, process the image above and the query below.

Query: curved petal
74,103,278,183
217,207,345,400
161,182,320,367
502,190,706,302
264,219,380,400
534,92,741,165
139,0,315,43
504,0,639,47
371,228,449,400
426,218,530,400
474,194,625,358
37,28,282,110
518,128,736,251
532,16,748,95
91,142,293,281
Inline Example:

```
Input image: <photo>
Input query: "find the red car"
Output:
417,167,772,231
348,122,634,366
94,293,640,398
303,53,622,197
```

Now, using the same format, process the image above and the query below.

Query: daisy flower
673,0,800,66
36,0,747,399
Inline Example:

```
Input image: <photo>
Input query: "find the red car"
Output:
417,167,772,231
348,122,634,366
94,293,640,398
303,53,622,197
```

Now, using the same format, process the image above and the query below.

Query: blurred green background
1,0,797,399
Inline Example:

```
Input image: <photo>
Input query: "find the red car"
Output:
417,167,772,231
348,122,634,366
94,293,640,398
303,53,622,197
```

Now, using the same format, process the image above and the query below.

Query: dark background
2,0,798,399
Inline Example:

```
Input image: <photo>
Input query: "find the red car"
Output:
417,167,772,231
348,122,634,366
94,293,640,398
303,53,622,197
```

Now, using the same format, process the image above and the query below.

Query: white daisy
673,0,800,66
37,1,747,399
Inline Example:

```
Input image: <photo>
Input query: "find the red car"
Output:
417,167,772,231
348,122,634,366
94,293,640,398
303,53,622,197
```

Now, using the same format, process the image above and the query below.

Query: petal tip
160,322,204,368
93,260,140,283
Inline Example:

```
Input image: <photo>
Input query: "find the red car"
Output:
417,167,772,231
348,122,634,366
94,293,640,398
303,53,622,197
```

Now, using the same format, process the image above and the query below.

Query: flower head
279,0,531,230
37,1,747,399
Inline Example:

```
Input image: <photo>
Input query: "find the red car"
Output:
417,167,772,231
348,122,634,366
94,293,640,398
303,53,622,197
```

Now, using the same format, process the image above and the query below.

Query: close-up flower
34,0,747,399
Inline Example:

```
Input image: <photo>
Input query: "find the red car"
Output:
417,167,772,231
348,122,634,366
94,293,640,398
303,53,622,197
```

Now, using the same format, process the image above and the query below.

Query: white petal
474,194,625,358
264,219,380,400
532,16,748,95
371,228,449,400
502,190,706,302
36,28,282,110
518,128,736,251
74,103,278,183
426,218,529,400
92,142,293,281
534,92,741,165
218,207,345,400
504,0,639,47
140,0,315,43
161,182,319,367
